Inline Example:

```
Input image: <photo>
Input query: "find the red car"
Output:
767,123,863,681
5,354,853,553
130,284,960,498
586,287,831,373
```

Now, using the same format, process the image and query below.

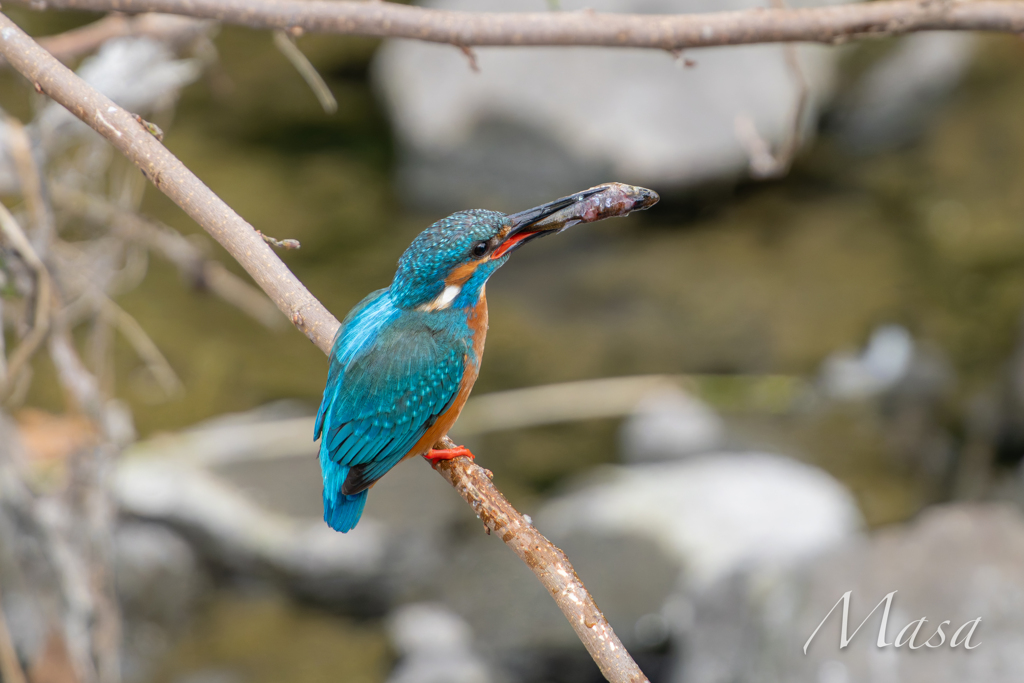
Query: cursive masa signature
803,591,981,654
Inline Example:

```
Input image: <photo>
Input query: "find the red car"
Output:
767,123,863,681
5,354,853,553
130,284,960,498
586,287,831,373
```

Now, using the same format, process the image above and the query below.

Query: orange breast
405,290,489,458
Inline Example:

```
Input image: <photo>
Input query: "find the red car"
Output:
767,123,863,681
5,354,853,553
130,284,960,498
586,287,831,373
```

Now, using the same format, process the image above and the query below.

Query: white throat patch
418,284,461,312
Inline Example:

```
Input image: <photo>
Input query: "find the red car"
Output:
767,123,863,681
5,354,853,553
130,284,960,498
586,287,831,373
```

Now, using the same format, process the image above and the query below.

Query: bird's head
390,184,658,311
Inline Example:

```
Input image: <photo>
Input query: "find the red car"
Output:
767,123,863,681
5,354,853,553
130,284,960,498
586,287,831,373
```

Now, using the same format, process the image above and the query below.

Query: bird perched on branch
315,183,659,532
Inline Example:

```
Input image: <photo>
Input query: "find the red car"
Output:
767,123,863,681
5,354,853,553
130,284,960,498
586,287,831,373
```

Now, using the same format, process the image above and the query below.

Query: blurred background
2,1,1024,682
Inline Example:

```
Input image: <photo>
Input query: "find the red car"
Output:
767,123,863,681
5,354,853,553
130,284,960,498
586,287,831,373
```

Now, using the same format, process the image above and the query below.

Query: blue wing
315,289,467,531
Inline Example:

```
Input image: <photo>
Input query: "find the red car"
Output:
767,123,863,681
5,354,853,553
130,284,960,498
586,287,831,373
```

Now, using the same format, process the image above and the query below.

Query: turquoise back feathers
316,210,510,532
315,184,660,532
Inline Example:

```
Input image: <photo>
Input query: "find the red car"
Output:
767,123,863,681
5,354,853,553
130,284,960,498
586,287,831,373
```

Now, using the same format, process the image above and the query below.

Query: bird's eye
471,241,489,258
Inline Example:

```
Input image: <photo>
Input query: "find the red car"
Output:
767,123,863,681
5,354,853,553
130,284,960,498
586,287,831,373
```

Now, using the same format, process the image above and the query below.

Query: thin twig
0,586,28,683
256,229,301,250
0,203,52,398
0,15,337,352
51,185,285,329
0,12,212,67
94,293,184,398
46,328,122,683
0,297,5,382
6,118,54,247
272,29,337,114
777,39,810,166
0,14,649,681
8,0,1024,49
457,44,480,72
734,0,811,179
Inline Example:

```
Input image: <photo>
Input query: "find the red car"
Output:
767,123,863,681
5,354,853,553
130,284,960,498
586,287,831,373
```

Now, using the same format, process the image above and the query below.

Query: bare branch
50,185,286,329
0,14,651,681
0,12,212,66
6,118,54,245
735,0,811,179
272,29,337,114
0,203,52,397
0,12,339,353
8,0,1024,49
96,293,184,398
46,329,123,683
433,435,648,683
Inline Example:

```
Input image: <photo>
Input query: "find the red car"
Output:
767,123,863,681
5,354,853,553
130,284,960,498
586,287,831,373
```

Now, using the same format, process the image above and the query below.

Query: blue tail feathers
320,453,369,532
323,488,368,533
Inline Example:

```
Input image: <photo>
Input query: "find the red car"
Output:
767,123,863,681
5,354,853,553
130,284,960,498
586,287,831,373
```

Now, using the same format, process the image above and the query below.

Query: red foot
423,445,475,464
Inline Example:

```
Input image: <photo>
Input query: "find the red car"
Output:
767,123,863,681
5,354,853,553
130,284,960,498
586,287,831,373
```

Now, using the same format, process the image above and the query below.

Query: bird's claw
423,445,475,464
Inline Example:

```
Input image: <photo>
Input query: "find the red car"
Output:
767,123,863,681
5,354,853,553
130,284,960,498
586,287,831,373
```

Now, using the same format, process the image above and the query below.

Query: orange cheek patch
446,261,480,287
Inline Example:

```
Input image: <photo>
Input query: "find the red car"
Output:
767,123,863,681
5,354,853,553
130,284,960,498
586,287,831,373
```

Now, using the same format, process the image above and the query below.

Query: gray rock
819,324,915,401
115,521,207,627
426,453,860,672
117,404,478,608
439,527,680,655
678,503,1024,683
620,388,725,462
115,521,210,683
387,603,495,683
373,0,845,210
537,453,862,587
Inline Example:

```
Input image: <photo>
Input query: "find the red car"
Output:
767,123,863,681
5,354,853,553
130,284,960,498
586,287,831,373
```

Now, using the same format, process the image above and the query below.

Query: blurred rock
116,521,207,627
116,521,210,683
439,527,680,656
117,426,391,609
443,453,859,676
387,603,495,683
819,324,914,400
538,453,862,587
837,33,976,154
117,403,475,609
620,388,725,462
677,503,1024,683
374,0,843,210
434,450,864,675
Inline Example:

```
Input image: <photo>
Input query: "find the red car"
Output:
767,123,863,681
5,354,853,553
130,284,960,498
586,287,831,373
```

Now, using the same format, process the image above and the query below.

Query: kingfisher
315,184,659,532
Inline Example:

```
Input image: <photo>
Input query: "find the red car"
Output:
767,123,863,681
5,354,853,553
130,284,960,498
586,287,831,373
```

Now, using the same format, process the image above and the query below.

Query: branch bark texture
433,436,647,683
34,13,210,63
10,0,1024,48
0,12,337,353
0,12,648,682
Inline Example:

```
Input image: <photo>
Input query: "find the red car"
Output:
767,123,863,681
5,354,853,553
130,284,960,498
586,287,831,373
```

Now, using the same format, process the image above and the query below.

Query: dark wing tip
341,463,378,495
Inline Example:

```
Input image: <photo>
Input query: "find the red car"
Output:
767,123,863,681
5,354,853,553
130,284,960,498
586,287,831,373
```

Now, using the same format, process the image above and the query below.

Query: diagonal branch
0,12,211,67
8,0,1024,49
0,12,648,683
432,435,646,683
0,12,338,353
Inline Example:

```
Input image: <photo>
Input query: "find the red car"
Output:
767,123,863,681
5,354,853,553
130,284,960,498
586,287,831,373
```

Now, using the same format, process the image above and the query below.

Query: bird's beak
492,183,659,259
